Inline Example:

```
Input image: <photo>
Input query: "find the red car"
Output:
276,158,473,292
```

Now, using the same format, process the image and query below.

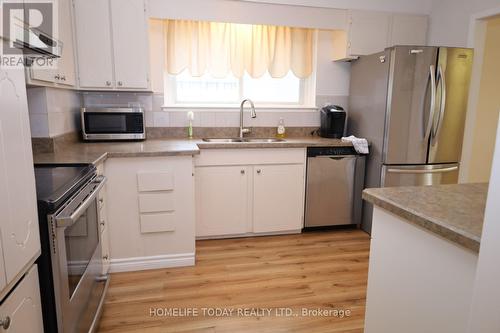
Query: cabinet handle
106,81,111,86
241,169,245,174
256,169,262,174
118,81,123,86
0,316,11,329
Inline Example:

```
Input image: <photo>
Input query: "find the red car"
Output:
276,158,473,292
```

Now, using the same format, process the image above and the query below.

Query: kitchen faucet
239,99,257,138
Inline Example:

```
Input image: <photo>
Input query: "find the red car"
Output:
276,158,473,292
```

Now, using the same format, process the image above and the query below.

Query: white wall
467,118,500,332
427,0,500,47
27,87,82,138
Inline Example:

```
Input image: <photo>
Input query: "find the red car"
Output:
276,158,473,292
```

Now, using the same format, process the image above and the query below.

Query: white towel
341,135,369,154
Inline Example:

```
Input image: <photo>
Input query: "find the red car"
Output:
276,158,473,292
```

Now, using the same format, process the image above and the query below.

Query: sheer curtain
163,19,314,79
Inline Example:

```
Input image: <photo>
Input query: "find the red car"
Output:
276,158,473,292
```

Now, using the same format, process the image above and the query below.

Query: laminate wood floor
97,230,370,333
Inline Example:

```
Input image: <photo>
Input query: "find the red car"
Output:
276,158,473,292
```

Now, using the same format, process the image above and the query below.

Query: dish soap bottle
276,117,286,138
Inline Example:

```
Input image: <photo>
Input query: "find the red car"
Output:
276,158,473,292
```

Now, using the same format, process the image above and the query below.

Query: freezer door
428,48,473,164
381,163,459,187
384,46,438,164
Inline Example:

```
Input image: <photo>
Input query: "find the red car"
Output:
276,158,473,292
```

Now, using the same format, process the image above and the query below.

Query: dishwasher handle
310,155,358,160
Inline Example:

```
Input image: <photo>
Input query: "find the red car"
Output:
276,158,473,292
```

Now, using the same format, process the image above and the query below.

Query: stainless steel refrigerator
348,46,473,233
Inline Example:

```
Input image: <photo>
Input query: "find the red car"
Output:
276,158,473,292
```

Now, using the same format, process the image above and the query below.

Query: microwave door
383,46,438,165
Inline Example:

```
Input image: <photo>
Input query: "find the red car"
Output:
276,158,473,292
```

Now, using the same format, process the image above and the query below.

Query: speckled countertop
33,137,355,165
363,183,488,253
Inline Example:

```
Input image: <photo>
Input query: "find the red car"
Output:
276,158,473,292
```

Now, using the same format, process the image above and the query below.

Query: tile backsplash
81,92,349,128
27,87,82,138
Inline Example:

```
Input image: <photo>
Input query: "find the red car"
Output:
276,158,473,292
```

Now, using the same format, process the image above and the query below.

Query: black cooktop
34,164,96,212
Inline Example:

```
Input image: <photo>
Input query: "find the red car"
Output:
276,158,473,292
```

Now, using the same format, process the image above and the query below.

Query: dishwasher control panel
307,146,358,157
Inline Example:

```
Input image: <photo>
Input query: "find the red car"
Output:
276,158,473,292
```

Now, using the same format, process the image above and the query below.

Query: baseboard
196,229,302,240
109,252,195,273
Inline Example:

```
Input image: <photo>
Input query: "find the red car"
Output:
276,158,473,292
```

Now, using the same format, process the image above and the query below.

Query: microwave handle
55,176,106,228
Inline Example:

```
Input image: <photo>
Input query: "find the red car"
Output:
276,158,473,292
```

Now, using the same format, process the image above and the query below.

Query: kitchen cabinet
195,166,250,237
0,265,44,333
332,10,428,61
27,0,77,87
104,156,195,272
253,164,305,233
0,64,41,289
73,0,150,90
195,149,306,238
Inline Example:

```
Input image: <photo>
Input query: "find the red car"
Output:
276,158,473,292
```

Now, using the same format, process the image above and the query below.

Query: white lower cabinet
195,149,306,238
0,265,43,333
253,164,305,233
195,166,250,237
104,156,195,272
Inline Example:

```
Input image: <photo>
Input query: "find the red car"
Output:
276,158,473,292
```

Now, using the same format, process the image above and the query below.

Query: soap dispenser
276,117,286,138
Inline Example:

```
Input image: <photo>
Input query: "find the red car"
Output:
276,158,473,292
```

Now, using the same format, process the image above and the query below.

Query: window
166,70,313,107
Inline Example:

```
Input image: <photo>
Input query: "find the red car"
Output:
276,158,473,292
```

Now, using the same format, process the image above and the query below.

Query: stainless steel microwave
81,107,146,141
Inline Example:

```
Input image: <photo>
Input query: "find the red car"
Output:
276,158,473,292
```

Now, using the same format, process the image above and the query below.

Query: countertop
33,136,355,165
363,183,488,253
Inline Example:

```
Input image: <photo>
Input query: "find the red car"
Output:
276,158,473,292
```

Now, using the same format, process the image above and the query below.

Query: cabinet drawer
0,265,43,333
138,193,175,213
137,171,174,192
140,213,176,233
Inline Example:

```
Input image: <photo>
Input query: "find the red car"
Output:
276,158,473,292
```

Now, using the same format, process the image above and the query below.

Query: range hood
10,15,62,61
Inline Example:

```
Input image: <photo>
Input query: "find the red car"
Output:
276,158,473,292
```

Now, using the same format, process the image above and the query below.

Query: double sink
202,138,285,143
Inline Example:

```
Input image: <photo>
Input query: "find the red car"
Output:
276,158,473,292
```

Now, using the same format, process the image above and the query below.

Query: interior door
428,48,473,164
381,164,459,187
384,46,438,164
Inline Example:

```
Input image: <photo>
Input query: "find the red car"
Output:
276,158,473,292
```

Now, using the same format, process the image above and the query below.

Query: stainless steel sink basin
202,138,286,143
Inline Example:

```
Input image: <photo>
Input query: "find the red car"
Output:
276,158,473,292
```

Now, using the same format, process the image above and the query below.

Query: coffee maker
319,105,347,138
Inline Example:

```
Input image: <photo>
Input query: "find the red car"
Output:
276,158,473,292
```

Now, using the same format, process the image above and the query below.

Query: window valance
163,19,314,79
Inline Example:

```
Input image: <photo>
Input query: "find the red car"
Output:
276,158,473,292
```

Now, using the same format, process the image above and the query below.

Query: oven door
50,175,109,333
82,110,145,140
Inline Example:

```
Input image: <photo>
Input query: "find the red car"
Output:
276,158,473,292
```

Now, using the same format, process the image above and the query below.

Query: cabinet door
73,0,114,88
0,265,44,333
390,14,428,47
253,164,305,233
0,65,41,284
55,0,76,86
110,0,149,89
349,10,391,56
195,166,249,237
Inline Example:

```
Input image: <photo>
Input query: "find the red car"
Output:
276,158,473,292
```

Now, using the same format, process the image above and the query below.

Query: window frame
162,31,318,109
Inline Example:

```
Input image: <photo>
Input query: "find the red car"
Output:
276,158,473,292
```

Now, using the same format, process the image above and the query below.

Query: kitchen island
362,183,487,333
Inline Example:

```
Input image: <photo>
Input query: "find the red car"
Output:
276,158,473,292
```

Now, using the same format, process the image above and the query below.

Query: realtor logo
1,0,59,69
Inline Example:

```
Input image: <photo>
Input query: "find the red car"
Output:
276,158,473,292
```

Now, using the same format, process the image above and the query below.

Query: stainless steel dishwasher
304,146,366,228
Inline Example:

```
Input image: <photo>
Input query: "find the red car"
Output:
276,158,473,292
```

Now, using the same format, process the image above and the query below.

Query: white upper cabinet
110,0,149,89
28,0,77,87
389,14,428,47
73,0,114,89
0,65,41,286
73,0,150,90
349,11,391,57
333,10,429,61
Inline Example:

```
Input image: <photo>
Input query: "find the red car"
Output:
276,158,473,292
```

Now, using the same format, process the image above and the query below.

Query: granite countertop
363,183,488,253
33,136,355,165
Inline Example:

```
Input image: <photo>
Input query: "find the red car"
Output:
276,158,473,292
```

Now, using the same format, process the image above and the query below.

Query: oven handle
55,176,106,228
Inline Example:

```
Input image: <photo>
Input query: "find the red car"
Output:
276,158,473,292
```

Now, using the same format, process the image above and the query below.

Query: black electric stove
34,163,97,333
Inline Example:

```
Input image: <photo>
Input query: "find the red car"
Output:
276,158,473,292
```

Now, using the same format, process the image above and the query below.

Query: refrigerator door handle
431,64,447,146
423,65,437,143
386,165,458,174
